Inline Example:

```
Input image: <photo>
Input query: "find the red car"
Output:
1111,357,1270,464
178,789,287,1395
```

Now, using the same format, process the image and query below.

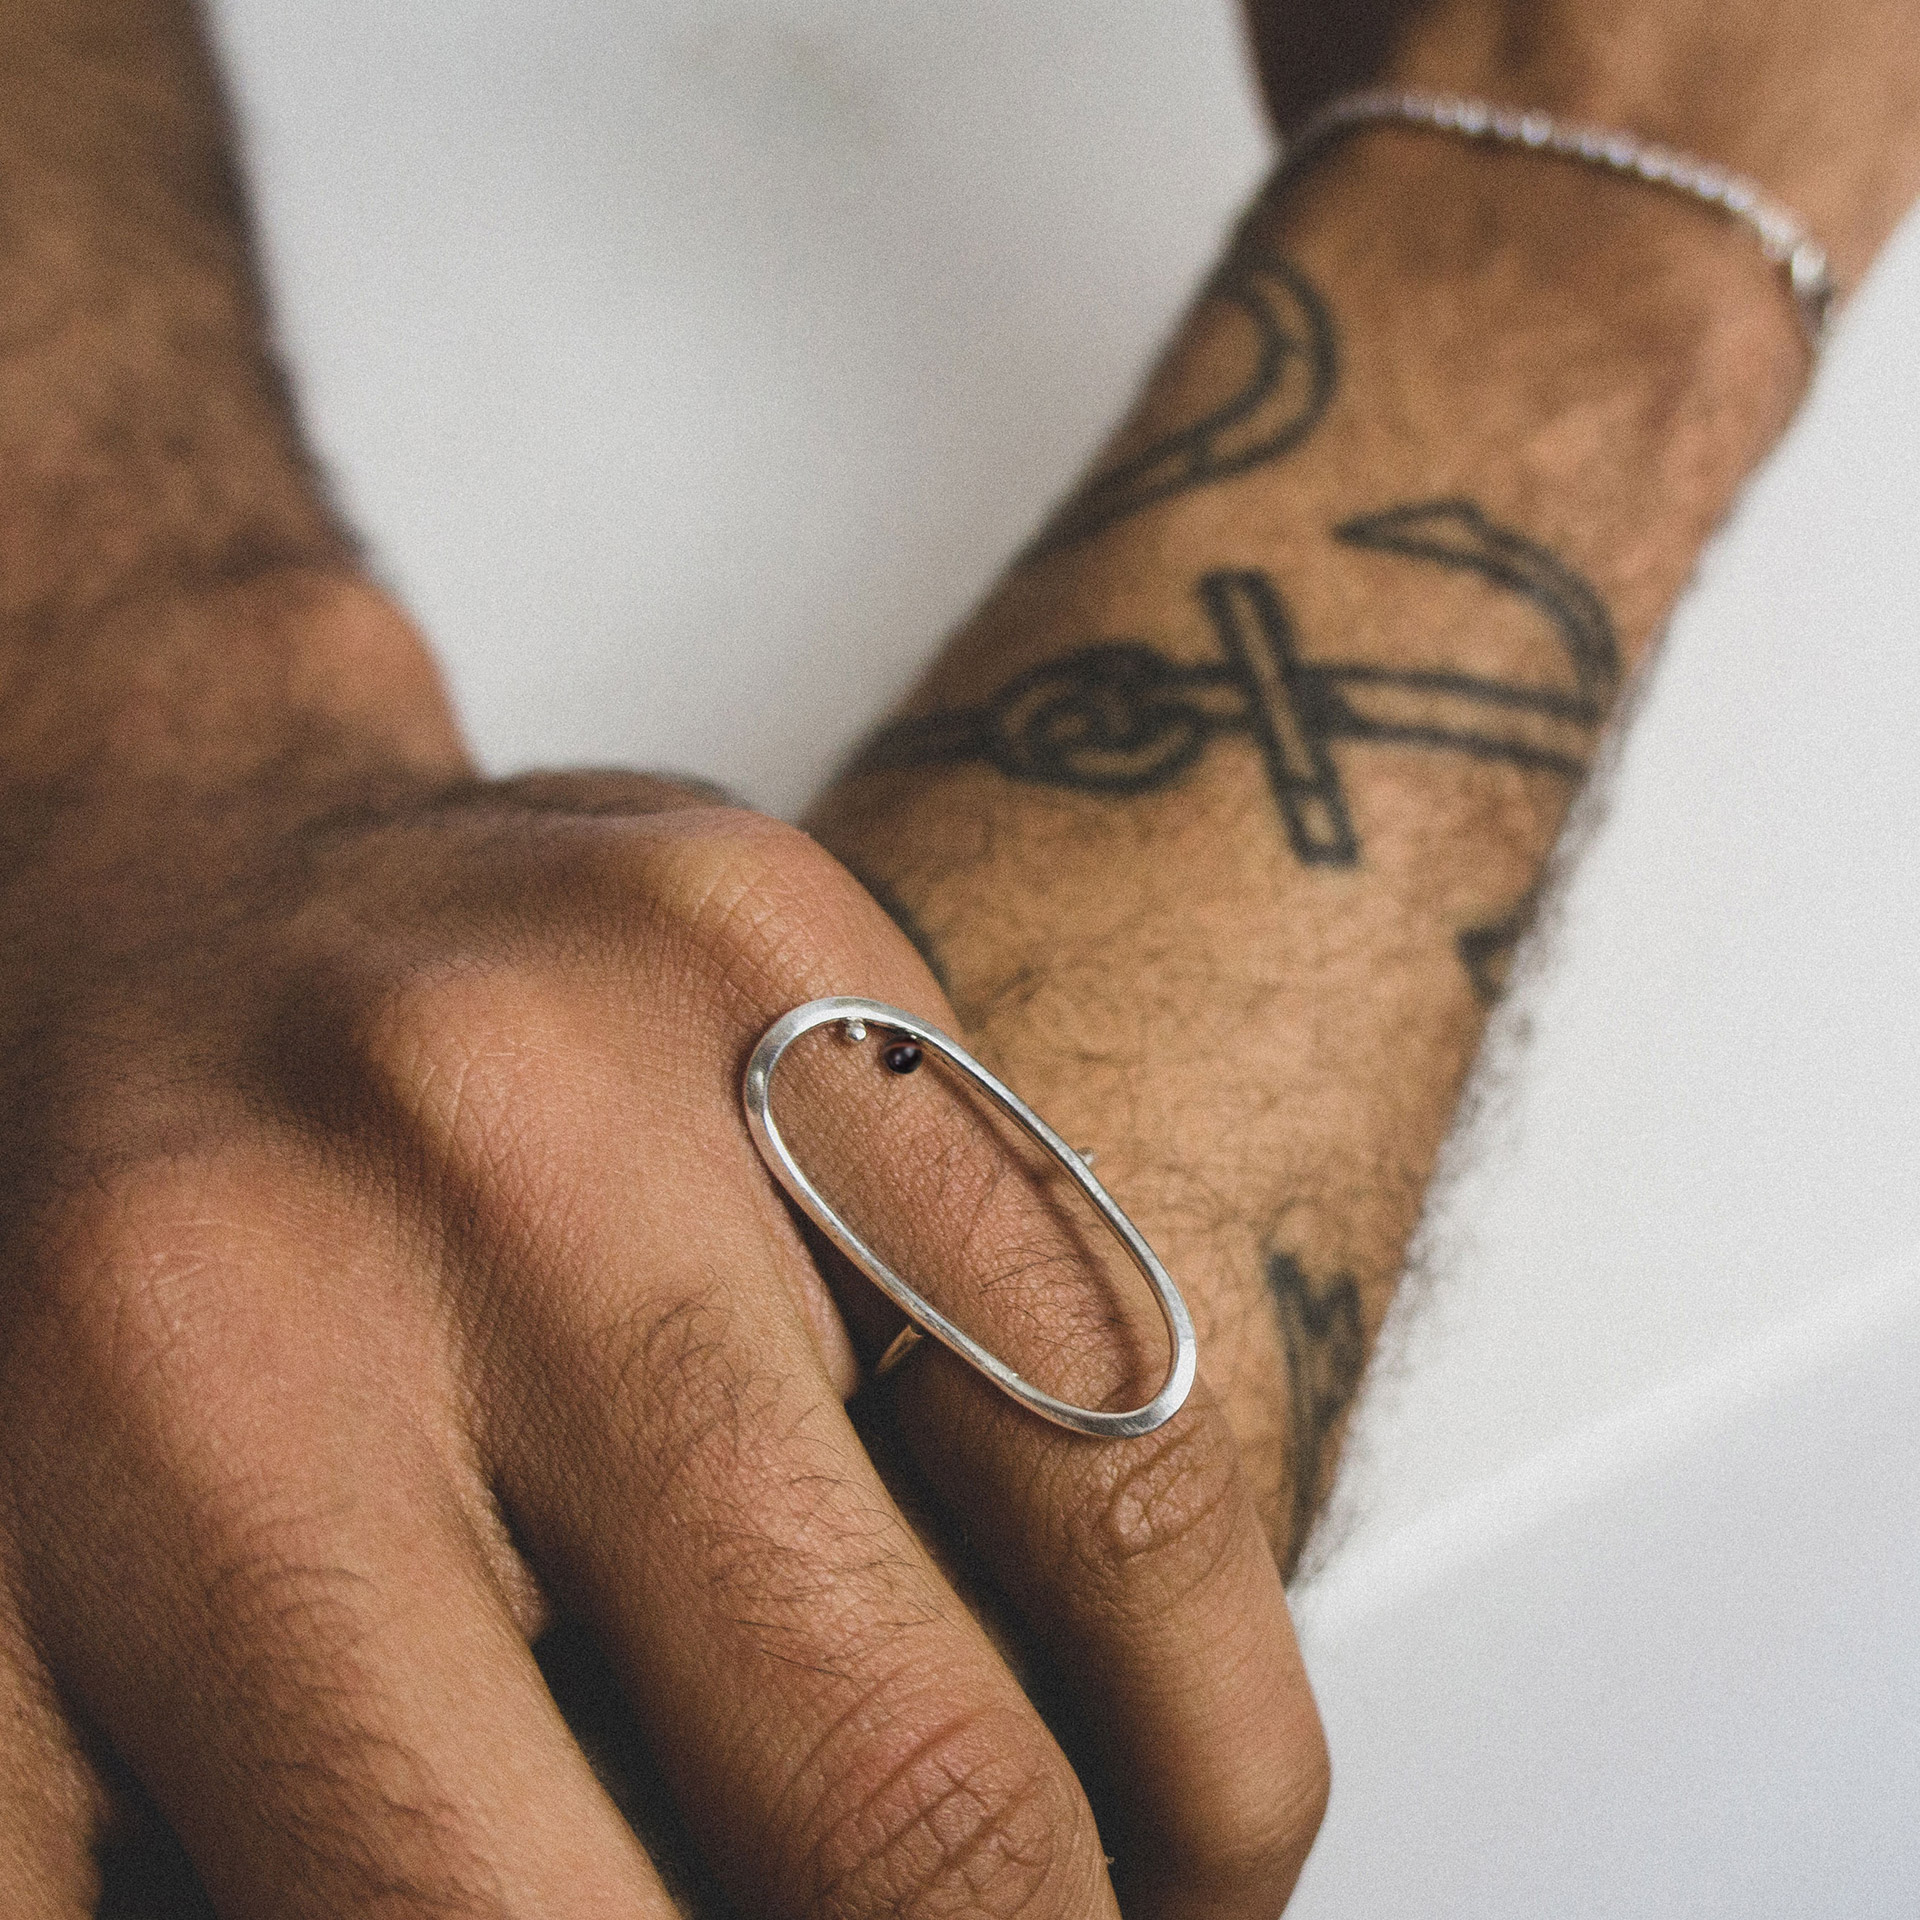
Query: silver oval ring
742,996,1197,1439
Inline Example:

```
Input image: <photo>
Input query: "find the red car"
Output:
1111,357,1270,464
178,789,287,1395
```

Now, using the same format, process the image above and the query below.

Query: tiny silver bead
1790,243,1829,293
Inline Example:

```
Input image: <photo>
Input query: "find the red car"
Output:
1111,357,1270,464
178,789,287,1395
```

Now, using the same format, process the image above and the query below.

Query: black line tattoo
1266,1250,1365,1578
1023,248,1337,560
841,861,953,998
1457,885,1539,1004
1200,569,1357,862
1334,499,1619,707
855,501,1620,869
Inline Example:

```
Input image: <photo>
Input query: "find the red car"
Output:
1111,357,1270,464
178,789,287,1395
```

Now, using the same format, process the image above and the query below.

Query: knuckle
348,957,648,1232
24,1147,278,1396
1291,1730,1333,1857
626,812,918,1019
1074,1407,1248,1612
805,1708,1098,1920
1215,1728,1332,1911
352,957,548,1144
354,810,932,1139
370,812,898,1091
1203,1738,1332,1910
1126,1714,1329,1916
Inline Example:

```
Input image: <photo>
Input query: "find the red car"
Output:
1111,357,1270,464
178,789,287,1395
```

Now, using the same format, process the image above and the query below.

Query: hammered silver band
1288,88,1835,350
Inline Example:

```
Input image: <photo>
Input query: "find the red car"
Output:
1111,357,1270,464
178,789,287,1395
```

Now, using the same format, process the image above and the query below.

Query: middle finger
781,1018,1331,1920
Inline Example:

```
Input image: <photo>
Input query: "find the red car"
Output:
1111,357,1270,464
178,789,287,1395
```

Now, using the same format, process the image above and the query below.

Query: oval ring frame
743,996,1197,1439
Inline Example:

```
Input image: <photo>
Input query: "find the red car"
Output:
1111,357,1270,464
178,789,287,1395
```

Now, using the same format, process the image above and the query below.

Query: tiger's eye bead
882,1040,923,1075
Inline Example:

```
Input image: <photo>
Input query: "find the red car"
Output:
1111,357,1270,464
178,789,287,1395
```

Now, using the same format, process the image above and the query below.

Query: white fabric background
210,3,1920,1909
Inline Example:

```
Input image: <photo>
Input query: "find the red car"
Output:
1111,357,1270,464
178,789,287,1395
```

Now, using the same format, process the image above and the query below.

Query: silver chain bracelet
1286,88,1836,352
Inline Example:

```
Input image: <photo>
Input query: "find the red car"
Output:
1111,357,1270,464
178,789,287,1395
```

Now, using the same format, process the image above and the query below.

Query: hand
0,577,1326,1918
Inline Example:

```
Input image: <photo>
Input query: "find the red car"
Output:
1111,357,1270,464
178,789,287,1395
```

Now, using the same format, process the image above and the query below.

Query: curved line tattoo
1458,885,1540,1004
854,502,1619,871
1023,250,1338,560
857,643,1244,798
1266,1250,1365,1579
1335,499,1620,704
839,860,954,999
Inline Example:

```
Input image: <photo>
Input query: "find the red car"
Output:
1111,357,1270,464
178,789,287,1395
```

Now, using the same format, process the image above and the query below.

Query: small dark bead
882,1040,923,1075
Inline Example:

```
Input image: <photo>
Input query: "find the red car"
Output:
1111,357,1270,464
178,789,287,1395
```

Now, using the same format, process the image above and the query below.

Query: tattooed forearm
855,503,1618,872
1265,1251,1366,1579
1022,247,1337,561
814,112,1821,1609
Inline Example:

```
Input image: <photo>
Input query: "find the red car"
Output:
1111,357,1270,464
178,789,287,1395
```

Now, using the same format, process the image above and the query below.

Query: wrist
1267,126,1808,644
1375,0,1920,283
0,567,469,933
0,0,475,849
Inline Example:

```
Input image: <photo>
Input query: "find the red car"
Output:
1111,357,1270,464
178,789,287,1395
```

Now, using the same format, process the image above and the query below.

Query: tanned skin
815,0,1920,1572
0,2,1913,1916
0,7,1319,1917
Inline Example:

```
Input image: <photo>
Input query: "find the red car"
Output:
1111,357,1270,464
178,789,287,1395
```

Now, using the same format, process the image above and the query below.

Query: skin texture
0,0,1916,1915
0,6,1323,1916
811,0,1920,1577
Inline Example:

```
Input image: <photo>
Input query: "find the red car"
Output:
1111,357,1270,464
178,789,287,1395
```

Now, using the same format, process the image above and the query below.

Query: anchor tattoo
854,500,1620,869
